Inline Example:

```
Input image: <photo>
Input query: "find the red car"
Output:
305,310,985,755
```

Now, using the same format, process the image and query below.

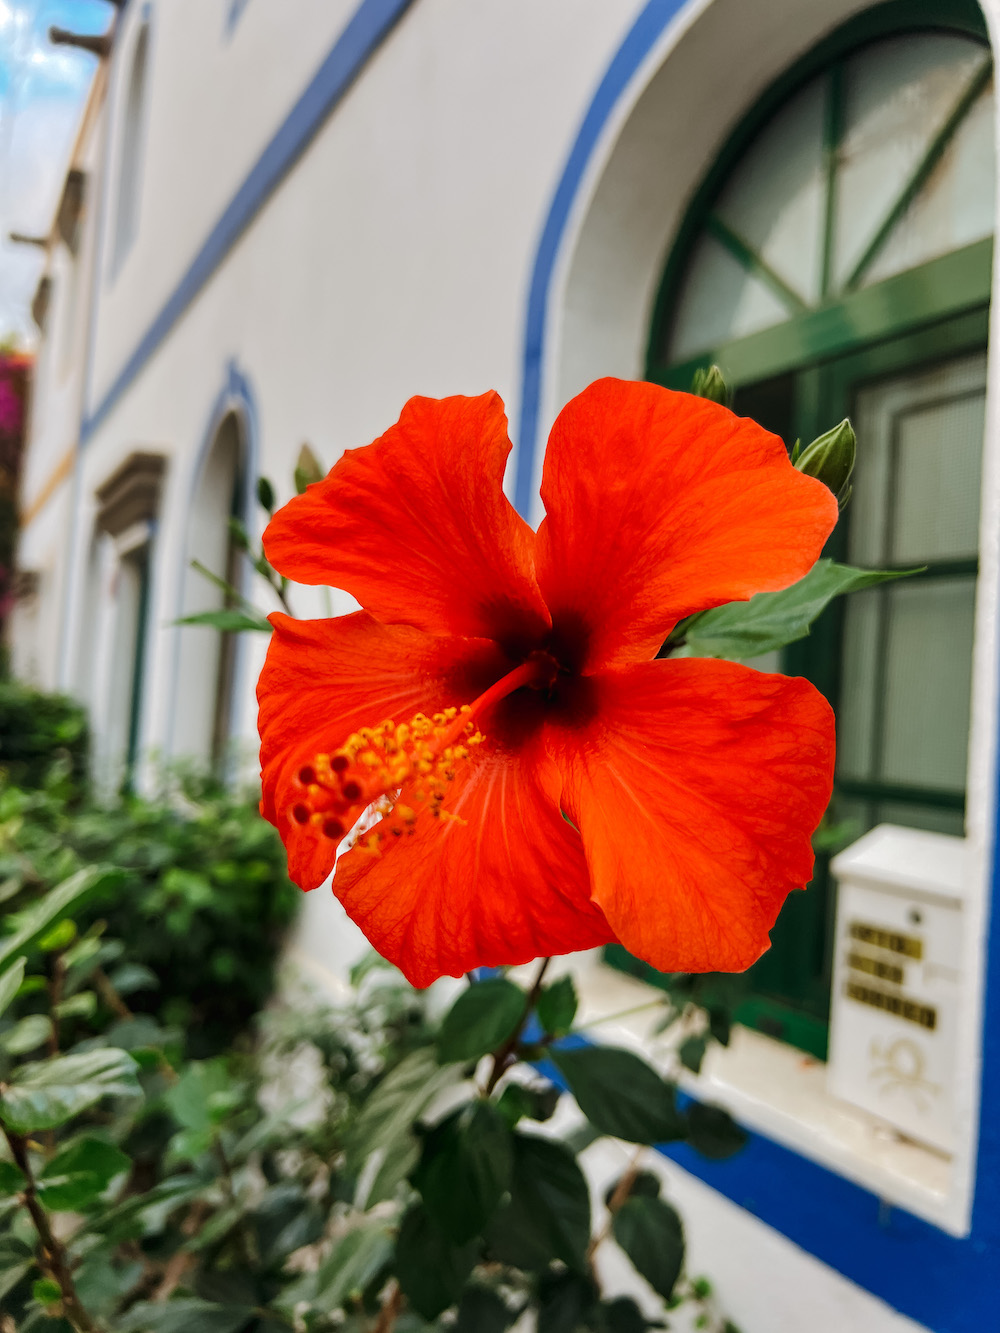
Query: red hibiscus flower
257,378,838,988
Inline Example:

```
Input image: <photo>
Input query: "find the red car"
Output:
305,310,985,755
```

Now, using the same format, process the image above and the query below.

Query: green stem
484,957,551,1096
569,998,671,1034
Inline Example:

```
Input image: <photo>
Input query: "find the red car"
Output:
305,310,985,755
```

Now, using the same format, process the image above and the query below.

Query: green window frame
619,0,993,1060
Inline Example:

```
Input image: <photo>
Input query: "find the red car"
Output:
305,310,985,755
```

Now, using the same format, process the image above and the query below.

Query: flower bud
690,364,729,406
794,418,856,509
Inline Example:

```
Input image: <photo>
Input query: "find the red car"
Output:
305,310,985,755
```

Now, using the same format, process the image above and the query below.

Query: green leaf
412,1100,512,1242
496,1079,560,1127
486,1132,591,1271
294,444,325,494
32,1276,62,1307
55,991,97,1021
38,1137,131,1211
0,1258,32,1303
685,1103,748,1160
683,559,918,659
551,1046,685,1144
0,957,26,1018
175,608,272,633
0,1159,26,1194
603,1170,660,1209
250,1181,323,1266
437,978,525,1064
106,962,159,996
37,918,76,951
679,1034,707,1075
454,1285,516,1333
118,1299,255,1333
164,1059,231,1134
599,1296,649,1333
0,867,116,976
257,476,276,512
538,1269,598,1333
536,976,578,1038
0,1013,51,1055
347,1048,463,1201
612,1195,685,1300
394,1201,478,1320
0,1048,140,1134
311,1218,394,1311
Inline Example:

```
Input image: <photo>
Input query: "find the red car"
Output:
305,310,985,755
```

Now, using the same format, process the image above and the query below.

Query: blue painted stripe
81,0,417,441
516,3,1000,1328
512,0,686,516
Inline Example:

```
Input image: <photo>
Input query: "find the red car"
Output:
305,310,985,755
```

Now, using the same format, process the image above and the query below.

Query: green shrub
0,679,89,795
0,772,300,1059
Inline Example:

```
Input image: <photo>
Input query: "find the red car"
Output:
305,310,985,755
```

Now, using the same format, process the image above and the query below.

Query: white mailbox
828,825,967,1155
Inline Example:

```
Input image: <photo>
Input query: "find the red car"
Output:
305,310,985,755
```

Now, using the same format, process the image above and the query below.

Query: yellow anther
292,703,485,845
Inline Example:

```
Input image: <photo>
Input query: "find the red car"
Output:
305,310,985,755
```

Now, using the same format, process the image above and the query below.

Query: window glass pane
714,76,826,305
836,589,880,781
668,231,789,360
865,76,994,286
890,388,985,563
849,351,986,566
880,575,975,791
832,33,988,288
837,578,975,794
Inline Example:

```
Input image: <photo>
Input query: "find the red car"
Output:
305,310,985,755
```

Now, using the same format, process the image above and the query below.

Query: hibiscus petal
545,658,835,974
535,378,839,672
263,392,551,648
332,737,614,989
257,611,507,890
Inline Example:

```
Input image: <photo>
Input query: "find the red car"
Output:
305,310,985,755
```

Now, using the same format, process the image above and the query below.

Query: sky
0,0,112,346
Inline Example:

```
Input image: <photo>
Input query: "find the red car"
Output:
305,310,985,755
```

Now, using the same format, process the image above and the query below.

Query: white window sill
554,950,966,1237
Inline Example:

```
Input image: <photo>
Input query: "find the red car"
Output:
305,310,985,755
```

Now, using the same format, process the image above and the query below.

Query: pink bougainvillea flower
257,379,838,988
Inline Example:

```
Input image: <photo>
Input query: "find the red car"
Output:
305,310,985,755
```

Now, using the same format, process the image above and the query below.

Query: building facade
10,2,1000,1329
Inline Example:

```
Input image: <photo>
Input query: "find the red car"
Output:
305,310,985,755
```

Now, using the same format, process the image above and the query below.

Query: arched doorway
173,411,246,773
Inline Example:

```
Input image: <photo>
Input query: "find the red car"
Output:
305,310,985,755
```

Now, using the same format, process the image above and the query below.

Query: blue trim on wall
81,0,417,442
225,0,253,37
513,2,1000,1329
512,0,687,516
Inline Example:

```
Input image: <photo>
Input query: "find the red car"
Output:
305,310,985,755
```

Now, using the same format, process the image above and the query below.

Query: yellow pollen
294,705,485,849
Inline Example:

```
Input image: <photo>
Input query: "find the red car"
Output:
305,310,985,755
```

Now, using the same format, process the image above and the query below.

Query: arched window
646,9,993,1056
112,22,150,274
174,412,246,774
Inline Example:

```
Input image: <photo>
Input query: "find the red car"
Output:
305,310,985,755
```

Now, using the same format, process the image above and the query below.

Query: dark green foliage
487,1133,591,1271
0,774,299,1057
395,1202,478,1319
411,1100,512,1241
0,679,89,794
612,1196,685,1300
537,1268,598,1333
0,747,742,1332
454,1284,517,1333
436,977,525,1063
551,1046,686,1145
684,1104,748,1160
536,975,579,1037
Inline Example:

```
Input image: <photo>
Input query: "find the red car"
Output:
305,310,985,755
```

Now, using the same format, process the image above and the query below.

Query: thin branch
484,957,551,1096
586,1145,645,1267
372,1280,403,1333
2,1124,102,1333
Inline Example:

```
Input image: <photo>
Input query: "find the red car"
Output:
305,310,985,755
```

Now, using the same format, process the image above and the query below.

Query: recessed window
111,23,150,275
175,412,246,775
